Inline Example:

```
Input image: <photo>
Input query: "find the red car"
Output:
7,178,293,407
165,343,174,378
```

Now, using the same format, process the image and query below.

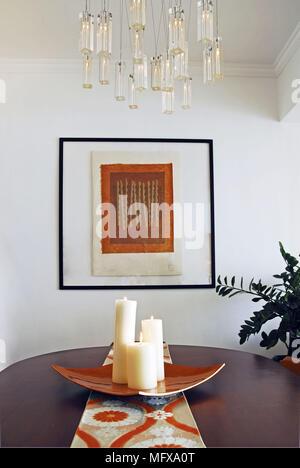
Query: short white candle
127,333,157,390
142,315,165,381
112,297,137,384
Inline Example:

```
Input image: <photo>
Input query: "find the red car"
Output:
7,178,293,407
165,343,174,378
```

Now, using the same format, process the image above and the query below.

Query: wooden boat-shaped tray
52,362,225,397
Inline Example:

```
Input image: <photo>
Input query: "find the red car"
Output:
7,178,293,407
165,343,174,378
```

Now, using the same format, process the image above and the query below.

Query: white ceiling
0,0,299,64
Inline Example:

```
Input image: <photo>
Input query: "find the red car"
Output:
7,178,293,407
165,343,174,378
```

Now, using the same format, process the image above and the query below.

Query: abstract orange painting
100,163,174,254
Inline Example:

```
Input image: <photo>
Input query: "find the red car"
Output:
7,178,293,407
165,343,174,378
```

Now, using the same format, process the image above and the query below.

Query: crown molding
189,61,275,78
0,59,80,74
224,62,275,78
274,21,300,77
0,58,276,78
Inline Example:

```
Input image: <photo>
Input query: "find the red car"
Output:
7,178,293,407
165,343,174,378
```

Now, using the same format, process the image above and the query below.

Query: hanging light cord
119,0,124,61
151,0,164,57
161,0,169,52
150,0,158,57
103,0,110,11
124,0,133,55
216,0,219,37
187,0,192,42
156,3,164,57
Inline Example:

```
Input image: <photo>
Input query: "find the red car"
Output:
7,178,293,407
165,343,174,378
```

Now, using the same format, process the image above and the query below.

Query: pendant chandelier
79,0,224,114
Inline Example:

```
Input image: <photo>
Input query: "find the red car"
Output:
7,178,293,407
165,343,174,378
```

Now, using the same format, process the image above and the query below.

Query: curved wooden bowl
52,362,225,397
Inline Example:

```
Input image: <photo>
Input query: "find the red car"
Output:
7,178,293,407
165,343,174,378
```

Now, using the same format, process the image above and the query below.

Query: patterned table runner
71,345,205,448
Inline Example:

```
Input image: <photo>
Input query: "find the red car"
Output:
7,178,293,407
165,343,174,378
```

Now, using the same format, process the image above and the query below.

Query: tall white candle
112,297,137,384
127,333,157,390
142,316,165,381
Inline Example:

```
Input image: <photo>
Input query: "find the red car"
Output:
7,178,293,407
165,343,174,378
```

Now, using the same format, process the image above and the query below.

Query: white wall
1,62,300,371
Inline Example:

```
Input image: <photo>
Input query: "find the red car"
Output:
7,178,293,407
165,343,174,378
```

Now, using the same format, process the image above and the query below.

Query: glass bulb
133,55,147,92
115,61,126,101
99,54,111,85
133,62,143,91
162,90,175,115
131,28,144,64
197,0,214,44
168,6,185,56
82,55,93,89
97,10,112,56
182,77,192,109
214,36,224,80
161,52,174,92
151,56,162,91
130,0,146,31
174,42,189,81
128,74,138,109
79,11,94,55
203,45,214,84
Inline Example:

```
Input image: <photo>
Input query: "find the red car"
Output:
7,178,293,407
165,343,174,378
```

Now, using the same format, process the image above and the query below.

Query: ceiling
0,0,299,64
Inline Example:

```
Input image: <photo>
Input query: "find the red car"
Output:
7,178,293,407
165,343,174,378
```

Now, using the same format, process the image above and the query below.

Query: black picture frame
59,138,215,290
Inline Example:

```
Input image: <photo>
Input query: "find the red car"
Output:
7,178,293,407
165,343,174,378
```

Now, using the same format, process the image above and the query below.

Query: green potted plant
216,242,300,361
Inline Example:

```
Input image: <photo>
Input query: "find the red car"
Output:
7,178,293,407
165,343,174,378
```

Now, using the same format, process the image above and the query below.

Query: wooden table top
0,345,299,448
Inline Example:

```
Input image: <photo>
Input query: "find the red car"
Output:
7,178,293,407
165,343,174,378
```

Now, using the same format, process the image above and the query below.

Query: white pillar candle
112,297,137,384
141,316,165,381
127,333,157,390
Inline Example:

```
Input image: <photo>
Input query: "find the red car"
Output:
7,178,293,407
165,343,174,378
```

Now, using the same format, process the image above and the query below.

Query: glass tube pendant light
150,56,162,91
162,91,175,115
161,52,174,92
133,55,148,92
168,4,185,56
213,36,223,79
139,55,148,91
128,74,138,109
197,0,214,44
173,42,188,81
115,0,126,101
115,61,126,100
131,28,144,64
97,7,112,56
181,77,192,109
130,0,146,32
97,1,112,85
213,2,223,80
79,2,94,55
82,55,93,88
99,54,111,85
203,45,214,84
133,62,144,91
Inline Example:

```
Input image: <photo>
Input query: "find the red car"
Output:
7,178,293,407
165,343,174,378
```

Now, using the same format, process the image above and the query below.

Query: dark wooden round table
0,345,299,448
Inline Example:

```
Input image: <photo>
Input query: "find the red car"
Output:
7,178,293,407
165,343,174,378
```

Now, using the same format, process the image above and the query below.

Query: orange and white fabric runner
71,345,206,448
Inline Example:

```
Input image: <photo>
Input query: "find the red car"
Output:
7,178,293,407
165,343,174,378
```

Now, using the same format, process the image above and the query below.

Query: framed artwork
59,138,215,289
